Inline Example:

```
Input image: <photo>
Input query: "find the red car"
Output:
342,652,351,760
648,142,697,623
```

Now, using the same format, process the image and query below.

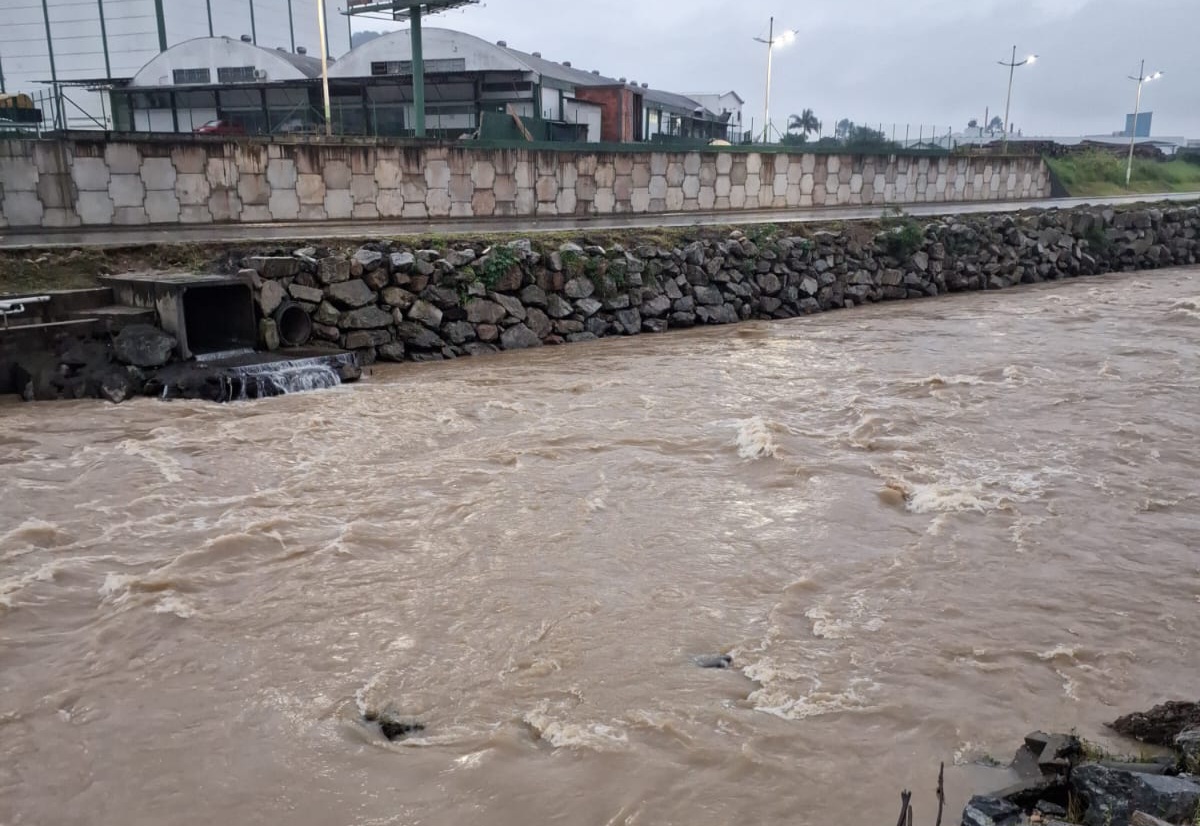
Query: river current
2,267,1199,825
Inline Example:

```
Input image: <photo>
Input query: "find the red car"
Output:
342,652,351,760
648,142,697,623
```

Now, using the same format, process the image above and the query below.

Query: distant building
0,0,351,130
113,27,737,143
1122,111,1153,138
688,92,744,138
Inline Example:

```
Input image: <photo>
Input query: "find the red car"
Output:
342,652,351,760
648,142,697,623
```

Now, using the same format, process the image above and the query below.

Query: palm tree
787,109,821,140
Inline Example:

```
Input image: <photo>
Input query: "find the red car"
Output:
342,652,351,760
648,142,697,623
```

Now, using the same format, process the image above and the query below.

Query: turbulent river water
3,267,1200,826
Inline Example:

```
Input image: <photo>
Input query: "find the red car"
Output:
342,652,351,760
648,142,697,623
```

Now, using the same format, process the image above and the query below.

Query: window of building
370,58,466,76
173,68,212,85
217,66,258,84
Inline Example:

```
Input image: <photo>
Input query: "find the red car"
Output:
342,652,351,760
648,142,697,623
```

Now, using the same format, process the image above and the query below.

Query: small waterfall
221,359,342,402
155,352,356,403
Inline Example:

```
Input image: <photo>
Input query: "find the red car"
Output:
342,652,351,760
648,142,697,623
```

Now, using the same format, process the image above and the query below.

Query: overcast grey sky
351,0,1198,138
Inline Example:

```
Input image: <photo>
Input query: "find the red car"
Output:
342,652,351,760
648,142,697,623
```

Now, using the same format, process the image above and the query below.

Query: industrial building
108,27,737,144
0,0,351,131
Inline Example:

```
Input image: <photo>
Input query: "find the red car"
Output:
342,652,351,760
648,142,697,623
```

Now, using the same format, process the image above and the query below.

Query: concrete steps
67,305,157,334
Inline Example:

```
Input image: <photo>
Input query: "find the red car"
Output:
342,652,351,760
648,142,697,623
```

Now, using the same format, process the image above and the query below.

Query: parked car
274,117,319,135
194,119,245,135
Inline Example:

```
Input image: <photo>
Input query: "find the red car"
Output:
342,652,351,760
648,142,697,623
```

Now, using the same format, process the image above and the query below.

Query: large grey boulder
564,277,594,299
354,248,384,271
245,256,300,279
407,299,443,329
113,324,176,368
961,795,1021,826
338,306,392,330
500,323,541,350
326,279,376,309
1071,764,1200,826
258,279,286,316
466,299,506,325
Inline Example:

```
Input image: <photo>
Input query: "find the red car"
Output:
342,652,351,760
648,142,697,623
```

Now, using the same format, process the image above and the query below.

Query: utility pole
410,5,426,137
317,0,332,135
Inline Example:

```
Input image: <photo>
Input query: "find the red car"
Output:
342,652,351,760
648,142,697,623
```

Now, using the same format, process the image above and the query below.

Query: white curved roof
329,28,535,79
130,37,324,87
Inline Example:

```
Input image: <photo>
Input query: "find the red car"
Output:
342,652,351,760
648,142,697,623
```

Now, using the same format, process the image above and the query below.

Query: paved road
2,192,1197,250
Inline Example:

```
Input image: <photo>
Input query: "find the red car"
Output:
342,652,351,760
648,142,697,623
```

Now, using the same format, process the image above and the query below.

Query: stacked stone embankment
242,203,1200,366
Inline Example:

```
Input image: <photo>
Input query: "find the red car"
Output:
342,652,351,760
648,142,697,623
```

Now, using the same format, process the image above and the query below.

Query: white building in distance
0,0,351,130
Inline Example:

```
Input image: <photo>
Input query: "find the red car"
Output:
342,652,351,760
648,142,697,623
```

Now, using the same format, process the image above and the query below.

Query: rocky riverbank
7,201,1200,402
959,701,1200,826
236,202,1199,368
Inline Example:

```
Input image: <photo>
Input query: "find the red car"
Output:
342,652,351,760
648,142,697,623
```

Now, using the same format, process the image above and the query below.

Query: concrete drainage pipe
274,302,313,348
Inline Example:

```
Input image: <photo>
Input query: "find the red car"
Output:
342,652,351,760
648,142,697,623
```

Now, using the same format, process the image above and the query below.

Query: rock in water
1070,764,1200,826
961,796,1022,826
1110,701,1200,746
113,324,176,368
694,654,733,669
363,711,425,741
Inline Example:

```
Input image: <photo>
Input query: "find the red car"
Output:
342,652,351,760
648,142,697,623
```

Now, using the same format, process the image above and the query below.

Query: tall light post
753,18,797,144
1125,60,1164,188
998,46,1036,153
316,0,332,136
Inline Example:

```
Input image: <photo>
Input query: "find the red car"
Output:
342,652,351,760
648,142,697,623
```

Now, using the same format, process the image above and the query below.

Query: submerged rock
363,710,425,742
693,654,732,670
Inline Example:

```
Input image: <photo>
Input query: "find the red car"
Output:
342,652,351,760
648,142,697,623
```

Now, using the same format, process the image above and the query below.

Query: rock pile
961,701,1200,826
240,204,1200,367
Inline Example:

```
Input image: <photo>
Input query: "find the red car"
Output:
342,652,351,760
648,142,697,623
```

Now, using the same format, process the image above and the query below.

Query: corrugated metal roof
643,88,718,120
270,48,327,79
498,45,621,88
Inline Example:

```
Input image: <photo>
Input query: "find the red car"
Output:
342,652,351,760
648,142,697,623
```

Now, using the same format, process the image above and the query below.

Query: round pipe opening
274,302,312,348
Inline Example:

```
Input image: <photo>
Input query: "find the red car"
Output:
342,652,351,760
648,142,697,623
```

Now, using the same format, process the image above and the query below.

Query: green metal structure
345,0,479,138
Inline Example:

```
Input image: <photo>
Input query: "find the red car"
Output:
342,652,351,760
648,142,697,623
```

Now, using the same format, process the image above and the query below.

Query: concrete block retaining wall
0,138,1051,230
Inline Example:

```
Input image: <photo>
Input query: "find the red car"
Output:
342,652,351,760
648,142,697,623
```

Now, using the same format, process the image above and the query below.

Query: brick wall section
573,87,642,143
0,138,1052,230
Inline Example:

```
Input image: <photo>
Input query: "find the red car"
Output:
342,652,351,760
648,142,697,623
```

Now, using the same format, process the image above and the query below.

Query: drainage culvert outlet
274,302,313,348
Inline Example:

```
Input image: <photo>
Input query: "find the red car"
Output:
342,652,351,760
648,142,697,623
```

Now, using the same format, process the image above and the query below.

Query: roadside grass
1048,151,1200,197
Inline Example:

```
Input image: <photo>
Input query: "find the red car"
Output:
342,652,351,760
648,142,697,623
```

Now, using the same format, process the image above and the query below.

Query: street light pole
998,45,1036,153
1125,60,1163,188
316,0,332,136
753,18,797,144
762,16,773,143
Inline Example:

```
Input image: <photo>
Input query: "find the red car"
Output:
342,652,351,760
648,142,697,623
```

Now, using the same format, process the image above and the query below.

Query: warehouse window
217,66,258,84
173,68,212,85
370,58,465,76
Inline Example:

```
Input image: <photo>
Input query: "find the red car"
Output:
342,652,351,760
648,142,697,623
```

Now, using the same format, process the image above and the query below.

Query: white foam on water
523,703,628,751
805,606,853,640
913,373,988,388
748,677,877,721
152,592,196,619
0,562,62,608
117,440,184,484
1036,644,1078,662
1056,669,1080,701
734,417,778,460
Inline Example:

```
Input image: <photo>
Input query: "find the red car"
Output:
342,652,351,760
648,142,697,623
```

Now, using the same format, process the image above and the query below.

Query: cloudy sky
351,0,1198,138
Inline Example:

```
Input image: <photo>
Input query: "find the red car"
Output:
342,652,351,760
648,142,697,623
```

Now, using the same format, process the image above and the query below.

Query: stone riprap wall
242,203,1199,366
0,138,1051,230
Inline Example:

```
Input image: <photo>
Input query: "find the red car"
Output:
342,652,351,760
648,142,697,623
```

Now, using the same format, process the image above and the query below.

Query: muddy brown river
3,267,1199,826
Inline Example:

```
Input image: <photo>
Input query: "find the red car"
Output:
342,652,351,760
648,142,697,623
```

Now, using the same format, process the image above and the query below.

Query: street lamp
998,46,1037,153
754,18,798,143
1125,60,1164,188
